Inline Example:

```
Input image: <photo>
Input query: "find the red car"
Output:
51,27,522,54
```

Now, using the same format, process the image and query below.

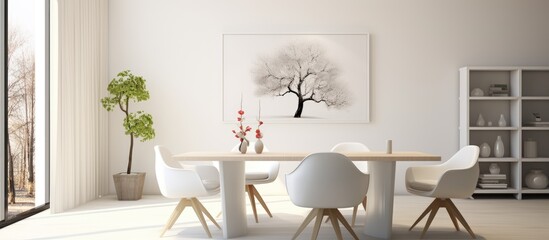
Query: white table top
174,151,441,162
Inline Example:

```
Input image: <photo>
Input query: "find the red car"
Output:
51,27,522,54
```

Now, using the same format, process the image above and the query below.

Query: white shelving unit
460,66,549,199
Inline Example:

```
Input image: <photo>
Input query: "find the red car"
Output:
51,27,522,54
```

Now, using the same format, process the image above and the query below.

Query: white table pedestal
219,161,247,238
363,161,396,239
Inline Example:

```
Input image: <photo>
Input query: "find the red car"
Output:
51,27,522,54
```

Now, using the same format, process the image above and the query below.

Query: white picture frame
223,33,370,123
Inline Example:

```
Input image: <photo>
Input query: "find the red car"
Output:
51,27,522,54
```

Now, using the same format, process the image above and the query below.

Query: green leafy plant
101,70,155,174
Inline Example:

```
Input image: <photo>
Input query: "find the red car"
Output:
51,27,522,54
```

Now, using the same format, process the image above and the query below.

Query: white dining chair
286,152,369,240
331,142,370,226
406,145,480,238
154,145,221,238
231,142,280,223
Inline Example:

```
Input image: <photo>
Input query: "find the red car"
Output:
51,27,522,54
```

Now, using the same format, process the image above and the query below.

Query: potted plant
101,70,155,200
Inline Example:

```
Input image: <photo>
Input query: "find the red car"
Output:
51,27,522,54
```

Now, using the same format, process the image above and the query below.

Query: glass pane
6,0,46,220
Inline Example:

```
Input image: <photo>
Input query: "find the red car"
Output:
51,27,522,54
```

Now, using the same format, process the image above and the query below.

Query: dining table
174,151,440,239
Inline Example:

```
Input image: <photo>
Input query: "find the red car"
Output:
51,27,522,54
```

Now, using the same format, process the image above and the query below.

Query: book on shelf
489,84,508,89
478,183,508,189
478,173,508,188
488,84,510,96
479,173,507,179
478,179,501,184
490,93,510,96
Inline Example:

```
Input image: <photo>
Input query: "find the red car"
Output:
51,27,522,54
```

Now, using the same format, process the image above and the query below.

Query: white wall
108,0,549,195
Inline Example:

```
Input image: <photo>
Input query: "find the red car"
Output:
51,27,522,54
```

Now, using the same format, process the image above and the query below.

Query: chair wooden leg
409,198,438,231
311,209,325,240
246,185,259,223
292,209,318,240
351,205,358,226
411,198,475,239
443,199,460,231
251,185,273,218
194,198,221,230
447,199,476,239
420,199,441,239
334,208,359,240
328,209,343,240
190,198,213,238
160,198,189,237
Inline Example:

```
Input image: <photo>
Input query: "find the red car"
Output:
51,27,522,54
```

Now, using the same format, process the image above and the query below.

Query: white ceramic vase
476,114,485,126
524,170,549,189
239,140,248,154
489,163,501,174
494,135,505,158
498,114,507,127
523,139,538,158
255,139,264,154
480,142,491,158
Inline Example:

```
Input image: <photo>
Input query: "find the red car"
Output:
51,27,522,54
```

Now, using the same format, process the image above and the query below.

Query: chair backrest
440,145,479,171
331,142,370,173
286,152,369,208
154,145,177,196
154,145,213,198
433,145,480,198
231,142,279,178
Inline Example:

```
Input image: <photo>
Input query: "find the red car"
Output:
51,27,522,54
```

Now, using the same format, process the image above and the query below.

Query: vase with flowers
231,99,252,154
255,101,264,154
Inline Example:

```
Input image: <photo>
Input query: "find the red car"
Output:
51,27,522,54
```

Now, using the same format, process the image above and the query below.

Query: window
1,0,49,227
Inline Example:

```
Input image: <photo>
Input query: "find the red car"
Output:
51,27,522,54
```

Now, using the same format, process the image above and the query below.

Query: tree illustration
253,42,350,118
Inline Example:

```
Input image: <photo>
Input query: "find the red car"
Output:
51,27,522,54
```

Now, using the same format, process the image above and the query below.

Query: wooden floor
1,194,548,239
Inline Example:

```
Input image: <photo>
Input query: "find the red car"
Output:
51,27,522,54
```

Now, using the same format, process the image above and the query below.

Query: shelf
462,67,549,199
522,97,549,100
469,127,519,130
522,127,549,130
474,187,518,194
522,158,549,163
478,158,518,163
521,188,549,194
469,97,519,100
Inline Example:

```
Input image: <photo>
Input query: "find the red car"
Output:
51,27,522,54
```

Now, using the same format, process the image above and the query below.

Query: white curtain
50,0,109,213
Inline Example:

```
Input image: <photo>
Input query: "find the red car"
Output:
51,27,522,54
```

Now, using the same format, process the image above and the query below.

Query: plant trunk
27,133,35,196
127,133,134,174
28,98,35,196
294,99,304,118
8,140,16,204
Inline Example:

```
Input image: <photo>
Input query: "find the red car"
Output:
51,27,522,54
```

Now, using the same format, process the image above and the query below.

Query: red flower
259,121,263,125
256,133,261,138
238,110,244,115
237,117,242,121
255,129,260,133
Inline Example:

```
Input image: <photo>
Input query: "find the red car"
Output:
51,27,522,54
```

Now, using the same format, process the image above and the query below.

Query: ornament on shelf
476,114,485,126
524,170,548,189
470,88,484,96
523,139,537,158
498,114,507,127
489,163,501,174
480,142,491,158
494,135,505,158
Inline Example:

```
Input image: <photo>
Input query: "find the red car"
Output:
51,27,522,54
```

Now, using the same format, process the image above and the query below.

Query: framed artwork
223,33,370,123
